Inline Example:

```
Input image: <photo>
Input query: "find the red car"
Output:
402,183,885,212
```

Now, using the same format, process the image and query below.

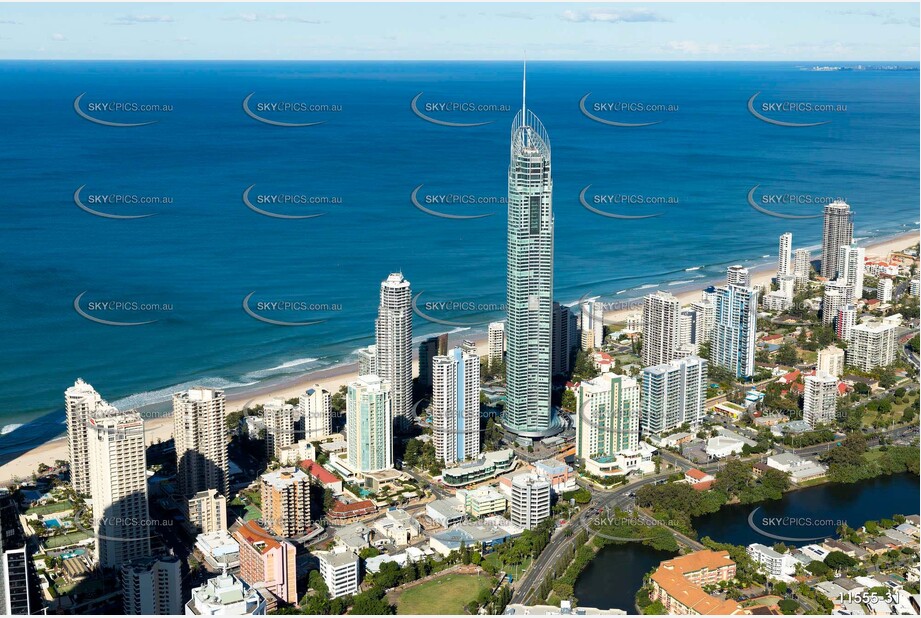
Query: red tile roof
300,460,340,485
686,468,710,481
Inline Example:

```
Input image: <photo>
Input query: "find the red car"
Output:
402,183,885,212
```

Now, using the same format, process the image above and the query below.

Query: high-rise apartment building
574,374,639,460
847,321,898,371
0,494,41,615
580,299,604,351
186,489,227,535
357,344,376,376
726,265,751,287
712,285,758,378
689,300,715,345
234,520,298,605
503,68,558,439
878,278,893,303
793,248,811,289
487,322,506,367
510,473,551,530
641,356,707,434
346,375,393,473
299,385,332,439
174,387,228,498
65,378,104,495
264,398,295,462
187,571,266,615
777,233,792,277
642,291,681,367
837,243,865,301
822,286,846,327
260,469,311,538
804,372,838,428
817,346,845,378
121,555,182,615
418,333,449,390
820,201,854,279
551,302,577,376
87,407,151,568
836,305,857,341
375,273,414,427
316,550,360,599
432,346,480,465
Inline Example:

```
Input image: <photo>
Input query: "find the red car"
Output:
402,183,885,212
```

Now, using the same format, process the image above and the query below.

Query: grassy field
395,573,493,615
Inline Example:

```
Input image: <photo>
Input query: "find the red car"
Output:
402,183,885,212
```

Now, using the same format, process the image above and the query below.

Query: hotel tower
502,64,560,438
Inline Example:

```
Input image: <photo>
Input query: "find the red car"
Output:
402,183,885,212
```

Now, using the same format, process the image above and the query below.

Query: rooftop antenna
522,54,527,118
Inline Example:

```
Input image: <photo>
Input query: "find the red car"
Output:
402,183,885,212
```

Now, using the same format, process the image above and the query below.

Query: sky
0,2,918,61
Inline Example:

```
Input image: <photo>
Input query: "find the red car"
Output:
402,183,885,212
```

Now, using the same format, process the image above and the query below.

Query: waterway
573,473,919,611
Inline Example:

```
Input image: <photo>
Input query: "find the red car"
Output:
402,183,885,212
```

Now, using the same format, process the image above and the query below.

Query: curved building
502,64,561,438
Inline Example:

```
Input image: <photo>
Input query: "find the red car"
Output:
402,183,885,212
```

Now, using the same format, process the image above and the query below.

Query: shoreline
0,229,916,487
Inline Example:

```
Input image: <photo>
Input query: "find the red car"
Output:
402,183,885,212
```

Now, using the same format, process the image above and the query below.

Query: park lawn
396,573,493,615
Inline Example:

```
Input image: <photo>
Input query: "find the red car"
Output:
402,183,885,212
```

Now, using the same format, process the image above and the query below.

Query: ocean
0,60,918,461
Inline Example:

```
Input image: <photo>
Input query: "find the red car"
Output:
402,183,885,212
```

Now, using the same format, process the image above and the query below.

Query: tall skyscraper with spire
502,63,560,438
375,272,413,428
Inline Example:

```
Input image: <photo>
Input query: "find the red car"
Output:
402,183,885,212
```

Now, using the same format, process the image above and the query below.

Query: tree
561,389,576,412
350,587,394,615
373,561,402,590
824,551,857,571
776,342,799,367
806,560,830,576
778,599,799,615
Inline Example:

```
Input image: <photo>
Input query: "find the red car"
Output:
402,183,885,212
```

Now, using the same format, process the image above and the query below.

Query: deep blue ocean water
0,61,918,460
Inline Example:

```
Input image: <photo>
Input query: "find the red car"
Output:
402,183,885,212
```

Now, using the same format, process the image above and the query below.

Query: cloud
662,40,770,55
832,9,919,27
0,20,21,25
561,8,669,23
223,13,320,24
51,33,66,41
110,15,175,25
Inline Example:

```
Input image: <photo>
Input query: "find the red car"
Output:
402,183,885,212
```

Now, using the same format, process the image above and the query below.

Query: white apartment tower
642,291,681,367
689,299,715,344
66,378,104,495
574,374,639,460
487,321,505,367
87,406,151,568
375,273,414,427
357,344,376,376
793,248,811,289
847,321,898,371
878,278,893,303
817,346,845,378
712,285,758,378
641,356,707,434
122,555,183,615
836,305,857,342
510,473,551,530
299,385,332,439
346,375,393,473
822,286,846,327
432,346,481,465
316,551,360,599
727,265,752,287
837,243,865,301
820,201,854,279
580,300,605,351
778,233,793,277
174,387,228,498
804,372,838,428
263,398,295,462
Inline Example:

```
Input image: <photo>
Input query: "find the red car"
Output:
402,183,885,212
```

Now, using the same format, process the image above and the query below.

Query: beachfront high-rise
712,285,758,379
299,384,332,439
346,375,393,473
580,299,604,351
173,387,228,499
432,346,481,465
777,233,792,277
487,321,505,367
65,378,104,495
820,201,854,279
87,406,151,568
418,334,448,390
374,273,414,428
551,302,577,375
121,555,182,615
641,356,707,435
726,265,751,287
642,291,681,367
793,248,811,289
574,374,639,460
502,65,559,438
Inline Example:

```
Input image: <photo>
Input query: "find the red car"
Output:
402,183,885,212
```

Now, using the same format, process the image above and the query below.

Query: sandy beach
0,231,916,487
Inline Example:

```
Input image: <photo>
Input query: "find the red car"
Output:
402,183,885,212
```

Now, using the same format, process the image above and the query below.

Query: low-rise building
747,543,799,581
425,498,466,528
649,550,743,615
765,453,828,484
532,458,576,495
428,518,523,557
299,459,344,495
373,509,422,546
441,449,515,487
186,571,266,615
195,530,240,570
510,473,551,530
460,487,508,519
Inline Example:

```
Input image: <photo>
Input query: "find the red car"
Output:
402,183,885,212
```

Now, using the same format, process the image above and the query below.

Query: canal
573,473,919,611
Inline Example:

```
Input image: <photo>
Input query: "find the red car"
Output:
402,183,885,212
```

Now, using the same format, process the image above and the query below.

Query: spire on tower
522,56,527,117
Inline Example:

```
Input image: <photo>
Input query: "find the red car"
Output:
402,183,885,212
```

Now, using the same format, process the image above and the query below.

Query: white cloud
51,33,66,41
561,8,669,24
496,11,533,21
